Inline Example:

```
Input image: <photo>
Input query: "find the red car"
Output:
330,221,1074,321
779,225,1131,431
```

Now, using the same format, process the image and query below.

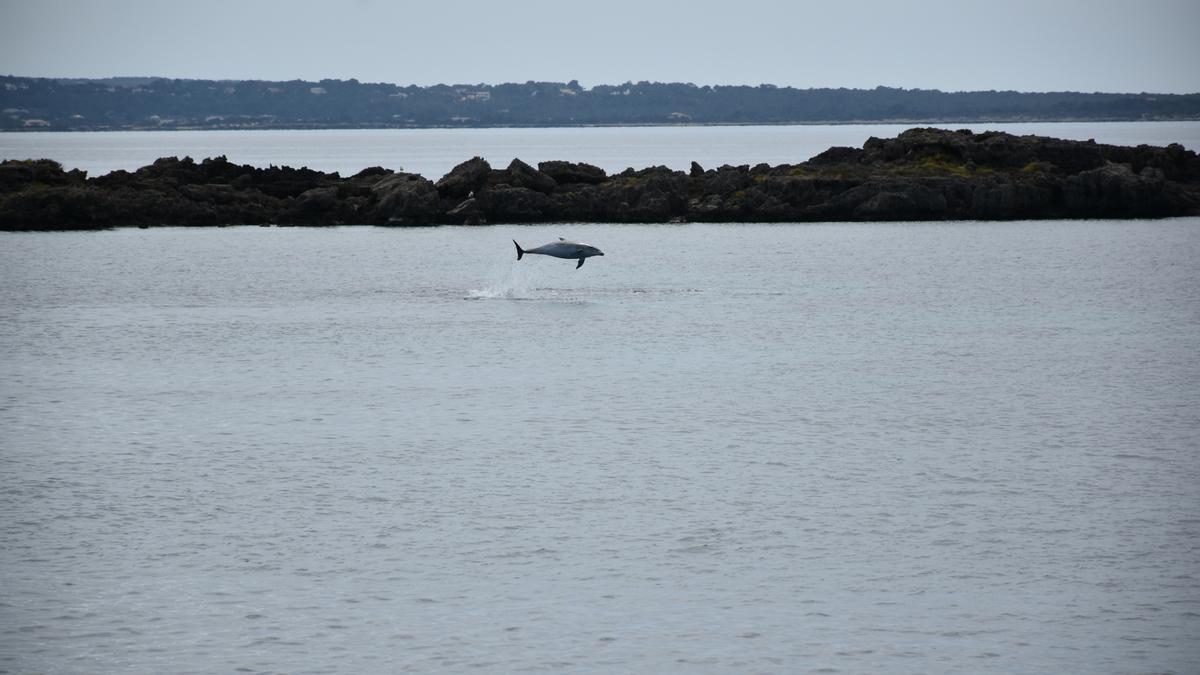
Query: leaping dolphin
513,238,605,269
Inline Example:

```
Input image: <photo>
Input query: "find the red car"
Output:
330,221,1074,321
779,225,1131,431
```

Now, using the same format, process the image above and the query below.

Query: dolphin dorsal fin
559,237,565,241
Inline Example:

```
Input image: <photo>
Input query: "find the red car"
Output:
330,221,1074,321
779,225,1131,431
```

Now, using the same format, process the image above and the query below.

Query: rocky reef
2,128,1198,229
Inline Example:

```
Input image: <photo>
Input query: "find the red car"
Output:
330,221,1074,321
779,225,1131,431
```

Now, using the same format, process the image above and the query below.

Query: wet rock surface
3,128,1198,229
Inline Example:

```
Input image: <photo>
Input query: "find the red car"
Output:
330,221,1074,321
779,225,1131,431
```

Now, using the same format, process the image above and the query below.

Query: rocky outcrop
1063,163,1177,217
3,129,1199,229
537,160,607,185
371,173,440,224
505,159,557,194
479,186,553,222
434,157,490,199
0,158,86,191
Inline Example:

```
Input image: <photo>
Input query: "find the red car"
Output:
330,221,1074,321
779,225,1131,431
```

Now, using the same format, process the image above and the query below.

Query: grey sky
1,0,1198,93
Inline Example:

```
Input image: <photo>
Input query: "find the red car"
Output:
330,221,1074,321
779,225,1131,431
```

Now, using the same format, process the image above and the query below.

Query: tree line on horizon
3,75,1199,131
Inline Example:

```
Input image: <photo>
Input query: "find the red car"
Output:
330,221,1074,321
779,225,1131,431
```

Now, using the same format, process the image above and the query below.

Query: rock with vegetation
2,129,1198,229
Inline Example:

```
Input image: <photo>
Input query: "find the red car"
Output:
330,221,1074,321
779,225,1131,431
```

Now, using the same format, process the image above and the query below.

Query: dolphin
513,238,605,269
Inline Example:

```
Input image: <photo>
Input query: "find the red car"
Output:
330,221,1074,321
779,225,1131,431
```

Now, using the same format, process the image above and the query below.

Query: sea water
2,220,1198,673
3,121,1199,179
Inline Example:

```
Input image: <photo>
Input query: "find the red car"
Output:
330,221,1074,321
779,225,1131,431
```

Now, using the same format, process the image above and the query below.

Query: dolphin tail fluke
576,258,585,269
513,240,524,261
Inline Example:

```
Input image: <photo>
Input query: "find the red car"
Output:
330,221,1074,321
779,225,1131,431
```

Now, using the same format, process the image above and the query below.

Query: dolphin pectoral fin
576,258,585,269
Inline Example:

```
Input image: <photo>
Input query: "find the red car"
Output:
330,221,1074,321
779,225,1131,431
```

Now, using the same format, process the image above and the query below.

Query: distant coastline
10,118,1200,133
3,128,1198,229
4,76,1199,132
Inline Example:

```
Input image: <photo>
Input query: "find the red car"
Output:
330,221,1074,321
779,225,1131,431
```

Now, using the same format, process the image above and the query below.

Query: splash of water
465,260,541,299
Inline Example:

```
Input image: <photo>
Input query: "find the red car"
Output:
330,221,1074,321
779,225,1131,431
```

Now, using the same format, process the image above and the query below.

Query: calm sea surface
2,121,1200,179
2,218,1198,674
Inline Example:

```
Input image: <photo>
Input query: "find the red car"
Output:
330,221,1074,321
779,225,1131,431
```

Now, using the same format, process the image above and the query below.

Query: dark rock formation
0,159,86,191
480,186,552,222
537,160,607,185
3,128,1199,230
434,157,490,199
372,173,440,224
446,197,485,225
505,159,557,194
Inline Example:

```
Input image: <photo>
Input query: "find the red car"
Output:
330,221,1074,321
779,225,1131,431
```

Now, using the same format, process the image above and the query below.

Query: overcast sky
1,0,1198,93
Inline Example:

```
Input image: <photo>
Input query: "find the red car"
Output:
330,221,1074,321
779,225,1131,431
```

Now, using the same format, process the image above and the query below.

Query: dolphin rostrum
513,238,605,269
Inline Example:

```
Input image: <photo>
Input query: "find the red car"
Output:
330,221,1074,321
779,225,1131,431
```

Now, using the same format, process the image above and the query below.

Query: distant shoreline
6,118,1200,133
5,75,1199,132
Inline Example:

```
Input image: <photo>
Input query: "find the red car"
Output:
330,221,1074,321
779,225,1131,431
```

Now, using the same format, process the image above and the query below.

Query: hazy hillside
3,76,1199,131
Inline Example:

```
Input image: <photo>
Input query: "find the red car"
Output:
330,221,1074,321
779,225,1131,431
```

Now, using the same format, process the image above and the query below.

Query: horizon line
4,74,1199,98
